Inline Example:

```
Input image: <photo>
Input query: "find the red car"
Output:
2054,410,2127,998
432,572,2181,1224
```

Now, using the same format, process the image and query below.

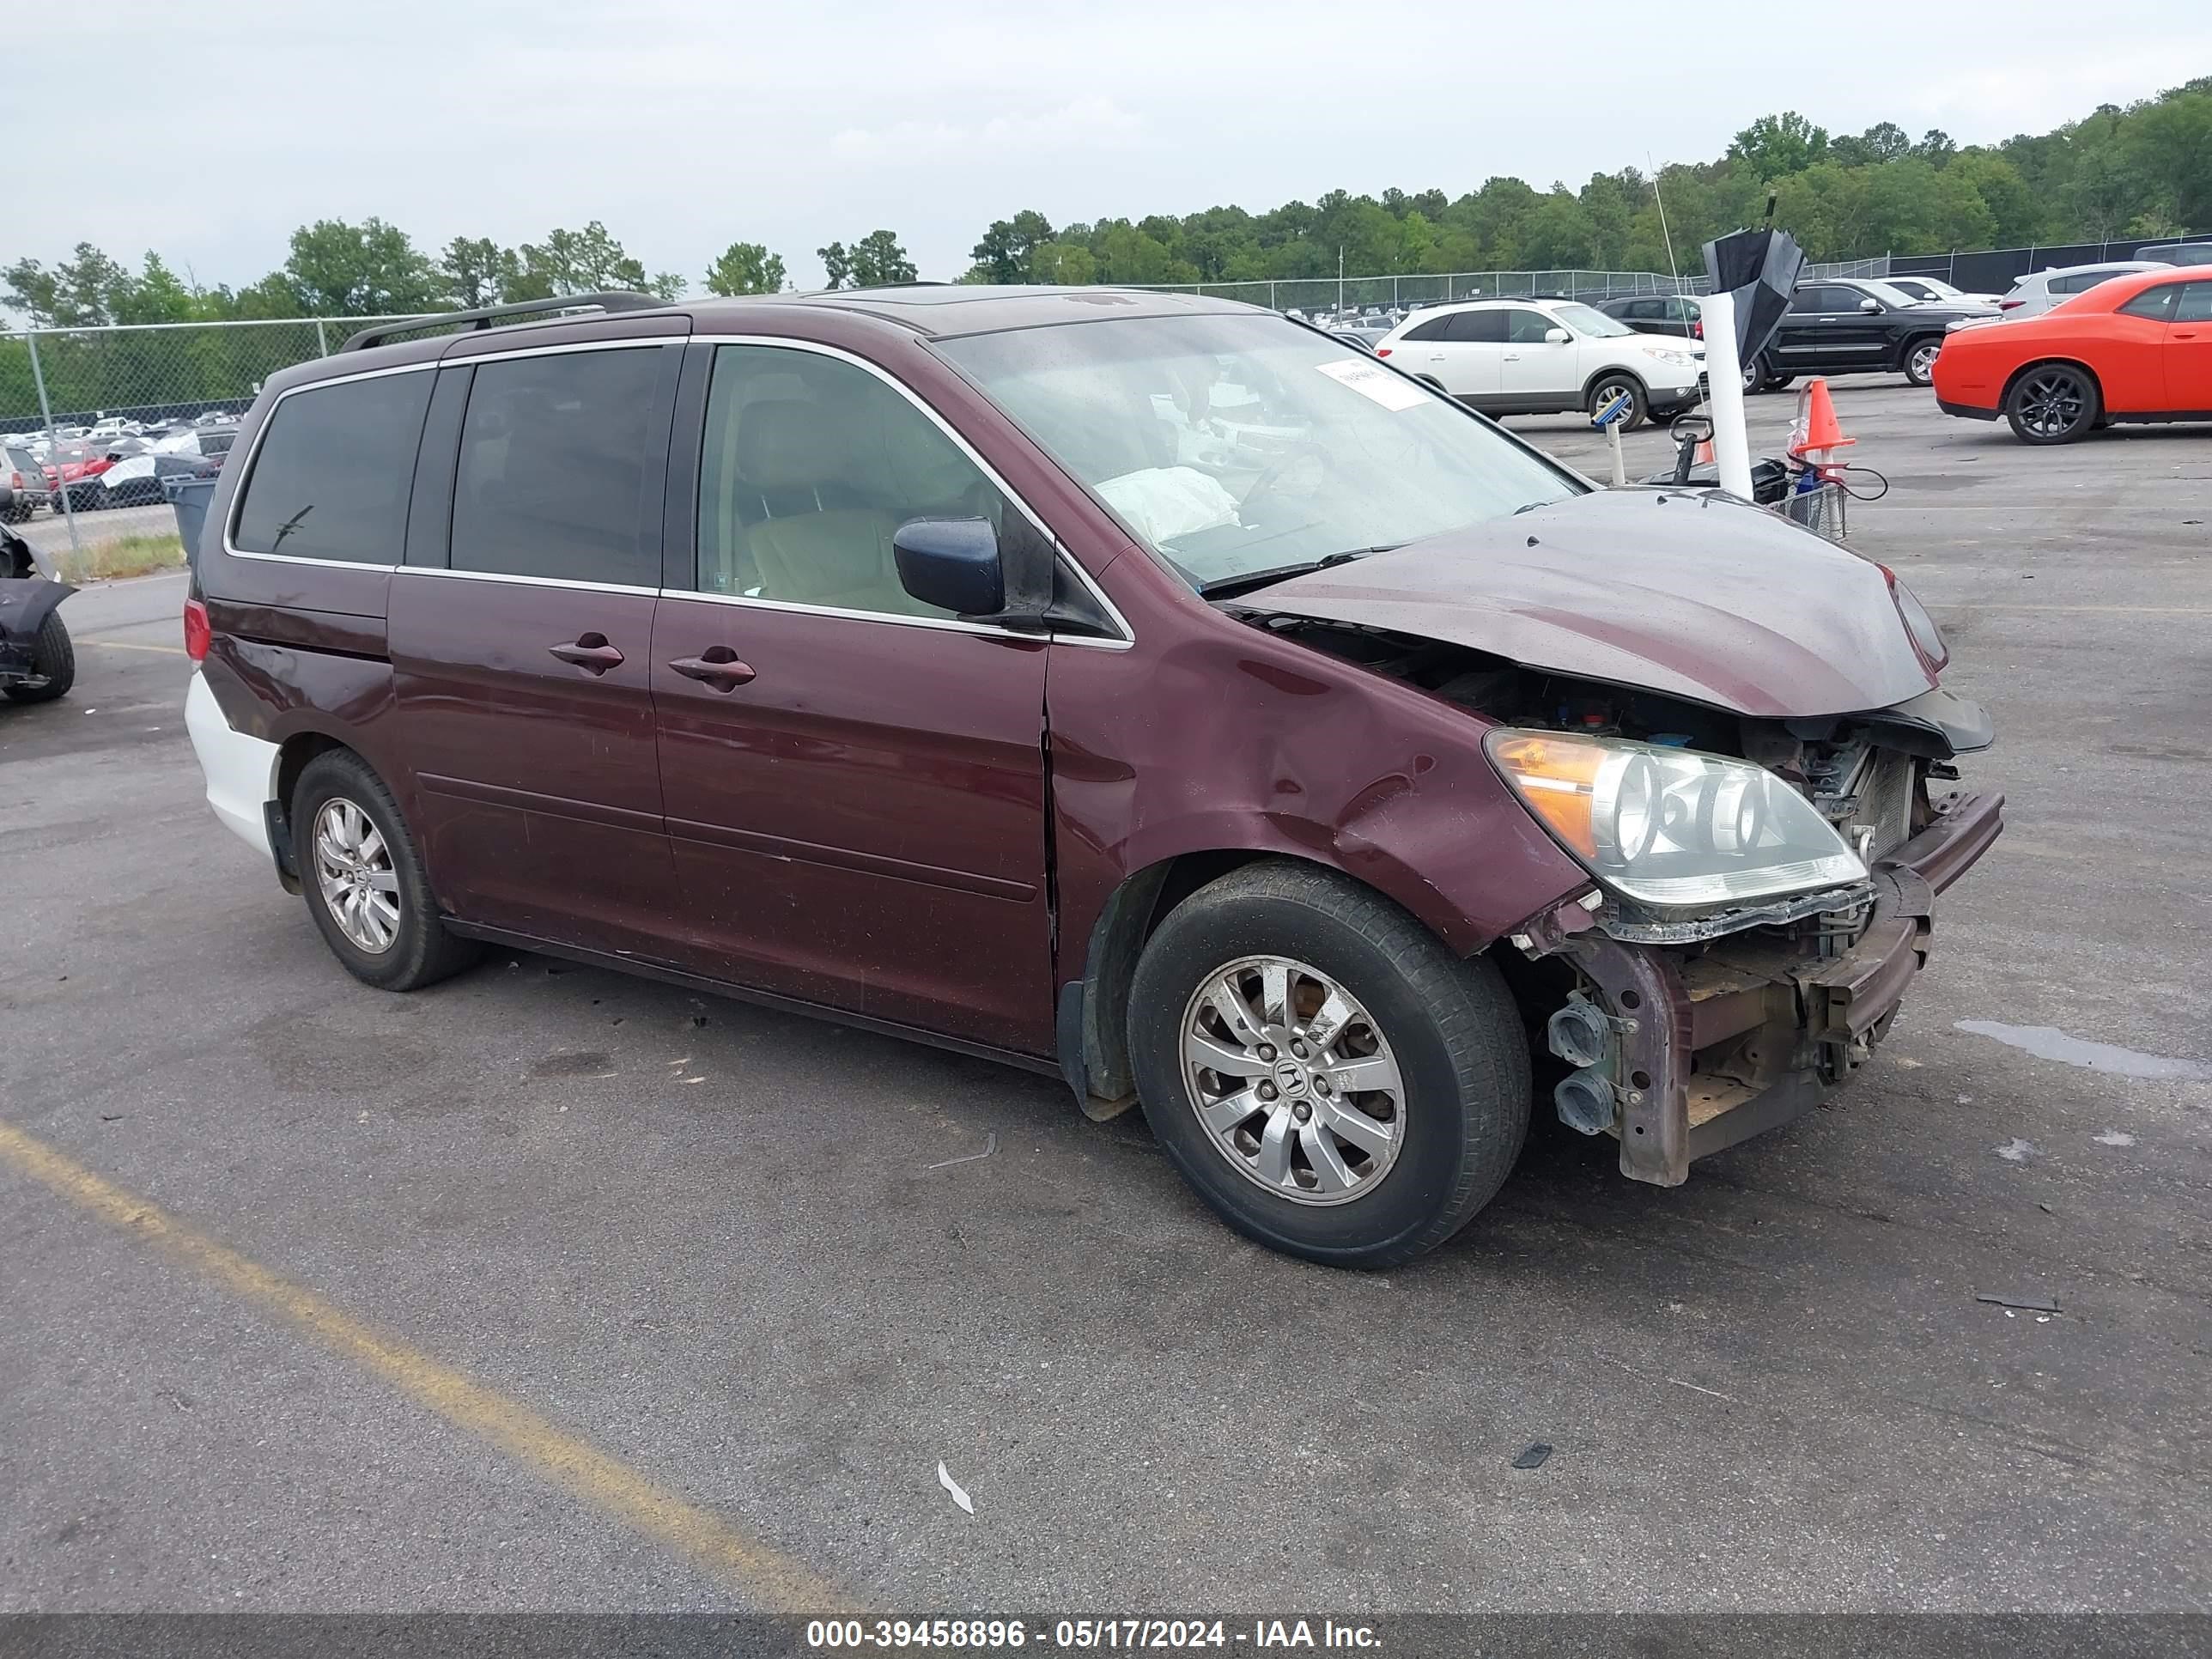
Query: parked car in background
42,441,124,507
1328,327,1384,354
2135,240,2212,266
3,445,52,521
1596,294,1703,340
1934,264,2212,444
185,287,1996,1267
91,448,222,507
154,423,241,462
1992,261,2166,321
1885,276,2001,309
1747,278,1981,392
1375,296,1705,429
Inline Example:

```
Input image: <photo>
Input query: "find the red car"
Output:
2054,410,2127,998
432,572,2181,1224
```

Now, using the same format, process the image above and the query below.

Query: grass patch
54,532,187,584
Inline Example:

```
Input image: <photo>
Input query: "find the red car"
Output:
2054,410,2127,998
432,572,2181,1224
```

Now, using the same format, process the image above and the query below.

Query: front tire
1587,374,1648,432
3,611,74,703
1903,337,1942,387
2005,363,2100,445
1127,861,1530,1269
291,750,480,992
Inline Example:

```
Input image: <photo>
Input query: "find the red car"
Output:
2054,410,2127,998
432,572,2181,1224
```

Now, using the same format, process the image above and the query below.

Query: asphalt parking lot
3,376,2209,1616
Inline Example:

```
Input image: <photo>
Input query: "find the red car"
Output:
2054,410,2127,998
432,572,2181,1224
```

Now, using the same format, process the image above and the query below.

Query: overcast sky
14,0,2209,295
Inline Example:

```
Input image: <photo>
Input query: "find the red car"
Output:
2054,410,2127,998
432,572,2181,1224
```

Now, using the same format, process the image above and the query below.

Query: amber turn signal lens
1486,732,1605,860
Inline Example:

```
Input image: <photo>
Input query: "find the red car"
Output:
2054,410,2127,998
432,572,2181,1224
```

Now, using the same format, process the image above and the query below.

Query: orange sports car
1932,264,2212,444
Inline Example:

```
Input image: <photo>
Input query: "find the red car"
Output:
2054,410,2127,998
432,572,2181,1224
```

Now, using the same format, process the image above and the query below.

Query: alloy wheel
313,797,401,954
1180,956,1406,1206
2015,369,2087,439
1908,341,1941,383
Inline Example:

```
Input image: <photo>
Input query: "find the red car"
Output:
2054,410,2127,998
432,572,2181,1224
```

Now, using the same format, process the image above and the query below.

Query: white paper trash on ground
937,1461,974,1515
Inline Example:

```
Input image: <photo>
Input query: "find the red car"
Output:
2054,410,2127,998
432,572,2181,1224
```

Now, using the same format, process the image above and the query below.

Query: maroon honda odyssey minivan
184,286,2001,1267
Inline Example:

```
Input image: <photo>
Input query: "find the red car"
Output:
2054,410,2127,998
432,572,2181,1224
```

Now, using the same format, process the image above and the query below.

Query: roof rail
337,291,664,354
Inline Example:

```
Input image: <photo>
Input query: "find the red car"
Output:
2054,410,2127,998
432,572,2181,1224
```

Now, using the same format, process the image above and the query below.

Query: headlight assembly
1640,347,1698,368
1486,730,1867,910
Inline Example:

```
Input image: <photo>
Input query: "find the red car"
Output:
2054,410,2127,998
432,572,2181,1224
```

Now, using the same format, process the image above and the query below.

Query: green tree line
961,77,2211,288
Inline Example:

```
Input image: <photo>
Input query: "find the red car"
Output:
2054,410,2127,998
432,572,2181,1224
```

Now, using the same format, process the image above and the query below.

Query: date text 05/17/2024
805,1618,1383,1649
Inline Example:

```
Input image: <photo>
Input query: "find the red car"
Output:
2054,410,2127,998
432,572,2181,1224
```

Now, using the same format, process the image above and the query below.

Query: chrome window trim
219,340,690,572
222,357,440,570
689,332,1134,650
393,566,660,599
216,330,1138,653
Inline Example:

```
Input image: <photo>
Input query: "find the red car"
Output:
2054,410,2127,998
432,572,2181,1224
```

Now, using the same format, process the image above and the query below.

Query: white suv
1991,261,2166,321
1374,297,1705,430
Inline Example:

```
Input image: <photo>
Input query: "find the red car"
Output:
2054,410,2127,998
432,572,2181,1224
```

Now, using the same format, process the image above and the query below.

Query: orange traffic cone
1789,378,1855,463
1694,436,1714,465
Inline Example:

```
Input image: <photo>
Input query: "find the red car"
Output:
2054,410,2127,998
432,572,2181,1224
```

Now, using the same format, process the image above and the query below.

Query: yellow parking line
86,638,188,655
0,1116,851,1613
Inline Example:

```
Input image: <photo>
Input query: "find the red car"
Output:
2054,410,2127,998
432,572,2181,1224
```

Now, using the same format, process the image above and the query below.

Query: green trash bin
163,475,219,570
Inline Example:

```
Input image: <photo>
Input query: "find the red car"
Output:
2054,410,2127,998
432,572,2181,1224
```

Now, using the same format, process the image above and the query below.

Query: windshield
935,313,1582,590
1554,302,1634,337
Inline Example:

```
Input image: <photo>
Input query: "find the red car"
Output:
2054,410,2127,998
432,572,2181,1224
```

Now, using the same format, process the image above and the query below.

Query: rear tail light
1998,298,2023,310
1375,346,1391,357
9,471,21,489
1692,320,1704,339
184,598,210,662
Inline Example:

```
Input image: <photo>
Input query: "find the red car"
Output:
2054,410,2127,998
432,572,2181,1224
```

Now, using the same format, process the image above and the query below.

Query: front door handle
549,634,624,675
2176,329,2201,339
667,646,757,690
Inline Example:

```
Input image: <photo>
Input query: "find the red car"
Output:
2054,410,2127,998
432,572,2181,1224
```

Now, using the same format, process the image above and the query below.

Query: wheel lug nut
1290,1040,1308,1059
1292,1102,1312,1123
1258,1082,1277,1100
1315,1077,1331,1096
1257,1043,1276,1062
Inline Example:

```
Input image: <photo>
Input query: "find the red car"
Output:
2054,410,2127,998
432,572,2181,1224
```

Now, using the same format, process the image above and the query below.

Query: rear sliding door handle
667,647,757,690
548,634,624,674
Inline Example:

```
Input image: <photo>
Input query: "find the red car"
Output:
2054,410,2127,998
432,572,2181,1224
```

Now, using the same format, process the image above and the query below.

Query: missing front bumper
1530,788,2004,1187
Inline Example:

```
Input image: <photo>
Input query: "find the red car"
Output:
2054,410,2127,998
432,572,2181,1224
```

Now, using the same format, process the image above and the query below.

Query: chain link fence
5,313,472,562
1125,269,1698,313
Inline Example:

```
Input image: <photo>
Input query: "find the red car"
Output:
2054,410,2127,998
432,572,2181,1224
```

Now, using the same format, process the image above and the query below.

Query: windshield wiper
1197,544,1401,600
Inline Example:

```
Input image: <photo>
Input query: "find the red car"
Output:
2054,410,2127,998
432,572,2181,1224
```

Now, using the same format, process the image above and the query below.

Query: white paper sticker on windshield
1315,356,1430,411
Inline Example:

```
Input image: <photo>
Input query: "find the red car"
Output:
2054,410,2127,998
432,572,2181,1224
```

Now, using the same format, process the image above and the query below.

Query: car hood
1247,489,1938,719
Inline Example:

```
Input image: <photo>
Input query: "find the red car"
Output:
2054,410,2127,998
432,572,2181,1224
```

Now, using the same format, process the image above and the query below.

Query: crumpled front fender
0,575,75,675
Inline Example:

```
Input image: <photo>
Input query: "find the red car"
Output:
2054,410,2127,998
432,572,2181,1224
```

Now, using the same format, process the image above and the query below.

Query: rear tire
1903,337,1942,387
2005,362,2100,445
291,750,480,992
1127,861,1529,1269
3,611,74,703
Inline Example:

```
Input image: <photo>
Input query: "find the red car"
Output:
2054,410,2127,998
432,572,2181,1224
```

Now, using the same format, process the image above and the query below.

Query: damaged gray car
0,527,76,705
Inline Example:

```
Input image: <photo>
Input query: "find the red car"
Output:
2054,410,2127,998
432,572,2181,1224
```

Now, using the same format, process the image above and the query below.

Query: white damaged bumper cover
185,671,279,859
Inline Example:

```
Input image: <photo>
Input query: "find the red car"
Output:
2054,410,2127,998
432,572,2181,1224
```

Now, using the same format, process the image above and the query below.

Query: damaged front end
1514,784,1999,1183
0,526,74,690
1248,616,2003,1184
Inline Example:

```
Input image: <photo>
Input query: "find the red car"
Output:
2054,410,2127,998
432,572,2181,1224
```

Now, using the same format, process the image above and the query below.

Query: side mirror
893,519,1004,617
1544,327,1571,344
1860,296,1881,313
